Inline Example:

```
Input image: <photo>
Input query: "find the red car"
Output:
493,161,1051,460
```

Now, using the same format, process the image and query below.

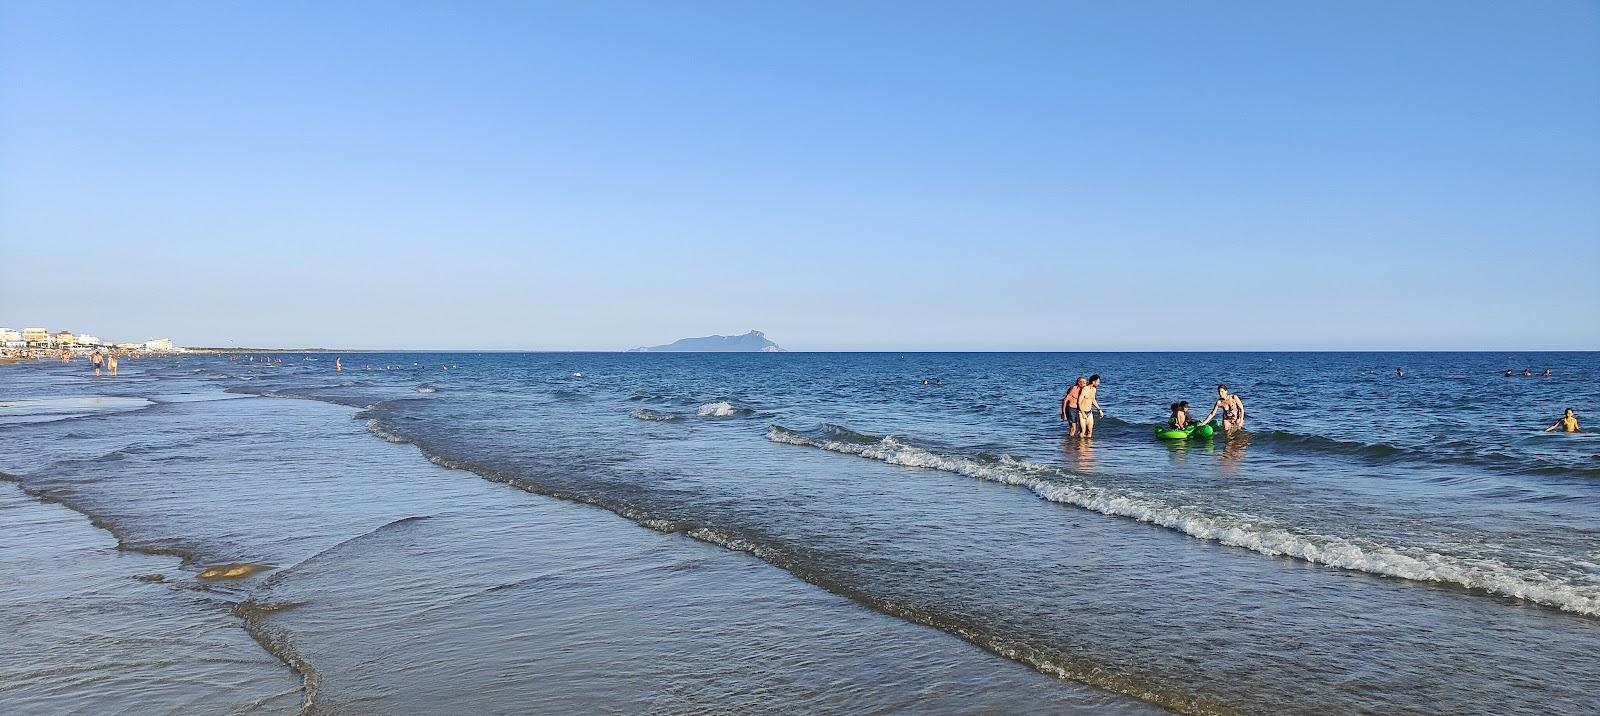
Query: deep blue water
3,351,1597,714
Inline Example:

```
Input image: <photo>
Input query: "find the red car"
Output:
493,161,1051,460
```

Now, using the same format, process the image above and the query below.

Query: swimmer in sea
107,353,119,376
1523,369,1533,377
1542,369,1552,377
1200,384,1246,436
1544,408,1581,433
1505,370,1514,377
1396,367,1404,377
1168,401,1194,429
335,357,342,373
1060,376,1086,436
91,350,104,377
1078,375,1105,437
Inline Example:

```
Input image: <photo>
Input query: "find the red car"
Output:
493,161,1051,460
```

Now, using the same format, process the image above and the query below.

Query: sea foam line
766,424,1600,617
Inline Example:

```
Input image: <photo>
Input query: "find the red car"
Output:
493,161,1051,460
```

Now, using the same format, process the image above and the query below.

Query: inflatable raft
1155,422,1216,440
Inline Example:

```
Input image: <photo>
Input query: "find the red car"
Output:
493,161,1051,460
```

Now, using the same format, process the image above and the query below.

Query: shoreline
2,369,1145,715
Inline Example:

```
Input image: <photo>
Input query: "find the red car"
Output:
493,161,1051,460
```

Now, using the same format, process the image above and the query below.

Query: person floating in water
1060,376,1086,436
1505,370,1514,377
334,357,343,373
1078,375,1105,437
1542,369,1552,377
1544,408,1580,433
1395,367,1404,377
1522,369,1534,377
1168,401,1194,429
1200,384,1246,436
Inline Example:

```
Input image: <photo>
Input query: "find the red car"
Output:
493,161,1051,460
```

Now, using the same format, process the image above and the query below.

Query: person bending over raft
1545,408,1581,433
1200,384,1245,436
1060,376,1087,436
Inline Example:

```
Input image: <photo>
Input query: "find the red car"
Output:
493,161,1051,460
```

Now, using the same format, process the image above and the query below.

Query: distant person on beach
1201,384,1246,436
335,357,343,373
1544,408,1580,433
1078,375,1105,437
1060,376,1086,436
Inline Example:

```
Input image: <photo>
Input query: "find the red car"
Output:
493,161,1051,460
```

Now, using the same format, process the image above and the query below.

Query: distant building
23,327,48,345
115,343,142,351
54,331,77,347
144,338,174,351
0,328,19,343
76,334,102,346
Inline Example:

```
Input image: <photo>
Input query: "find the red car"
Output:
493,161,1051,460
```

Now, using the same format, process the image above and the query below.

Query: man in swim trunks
1078,375,1105,437
1200,383,1246,435
1060,376,1086,435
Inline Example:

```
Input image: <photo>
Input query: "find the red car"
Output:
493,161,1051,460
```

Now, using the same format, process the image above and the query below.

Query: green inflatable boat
1155,422,1216,440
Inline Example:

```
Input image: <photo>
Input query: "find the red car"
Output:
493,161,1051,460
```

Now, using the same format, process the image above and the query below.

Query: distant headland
630,330,784,353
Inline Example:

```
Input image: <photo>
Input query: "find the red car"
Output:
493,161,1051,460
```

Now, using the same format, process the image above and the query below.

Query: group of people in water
1507,368,1554,377
1060,374,1580,436
1058,377,1249,439
54,348,125,377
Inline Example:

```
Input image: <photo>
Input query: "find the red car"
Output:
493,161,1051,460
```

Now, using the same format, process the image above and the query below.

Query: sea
1,351,1596,715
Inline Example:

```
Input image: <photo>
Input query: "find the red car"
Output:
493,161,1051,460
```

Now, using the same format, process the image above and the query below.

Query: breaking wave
766,423,1600,617
696,401,752,418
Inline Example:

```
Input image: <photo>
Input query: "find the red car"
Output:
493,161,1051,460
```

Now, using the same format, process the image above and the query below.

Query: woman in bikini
1544,408,1580,433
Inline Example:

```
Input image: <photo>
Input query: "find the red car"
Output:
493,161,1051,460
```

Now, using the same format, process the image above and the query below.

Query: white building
144,338,175,351
76,334,102,346
0,328,19,342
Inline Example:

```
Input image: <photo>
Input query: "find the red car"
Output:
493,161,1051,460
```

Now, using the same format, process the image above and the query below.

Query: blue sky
2,1,1596,350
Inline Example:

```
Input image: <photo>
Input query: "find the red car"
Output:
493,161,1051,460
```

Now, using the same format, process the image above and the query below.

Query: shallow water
2,351,1596,714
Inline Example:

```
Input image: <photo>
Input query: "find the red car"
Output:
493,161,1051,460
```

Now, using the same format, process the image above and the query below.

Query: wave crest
766,423,1600,617
697,401,751,418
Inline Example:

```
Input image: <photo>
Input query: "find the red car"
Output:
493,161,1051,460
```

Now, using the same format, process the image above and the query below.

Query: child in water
1168,401,1193,429
1544,408,1581,433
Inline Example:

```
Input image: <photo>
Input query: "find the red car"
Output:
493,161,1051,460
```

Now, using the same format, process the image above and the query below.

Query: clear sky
2,1,1596,350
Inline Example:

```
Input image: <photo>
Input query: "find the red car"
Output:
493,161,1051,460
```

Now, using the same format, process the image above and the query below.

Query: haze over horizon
2,2,1596,351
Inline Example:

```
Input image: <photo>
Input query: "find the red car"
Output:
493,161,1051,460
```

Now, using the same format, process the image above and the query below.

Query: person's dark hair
1179,401,1189,409
1170,402,1180,412
1089,374,1100,383
1217,383,1228,391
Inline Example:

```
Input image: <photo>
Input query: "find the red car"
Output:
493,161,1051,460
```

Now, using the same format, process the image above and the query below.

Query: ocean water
2,351,1596,715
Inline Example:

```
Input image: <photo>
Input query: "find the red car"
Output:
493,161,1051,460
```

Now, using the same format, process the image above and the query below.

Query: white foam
365,419,409,444
697,402,742,417
767,425,1600,617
